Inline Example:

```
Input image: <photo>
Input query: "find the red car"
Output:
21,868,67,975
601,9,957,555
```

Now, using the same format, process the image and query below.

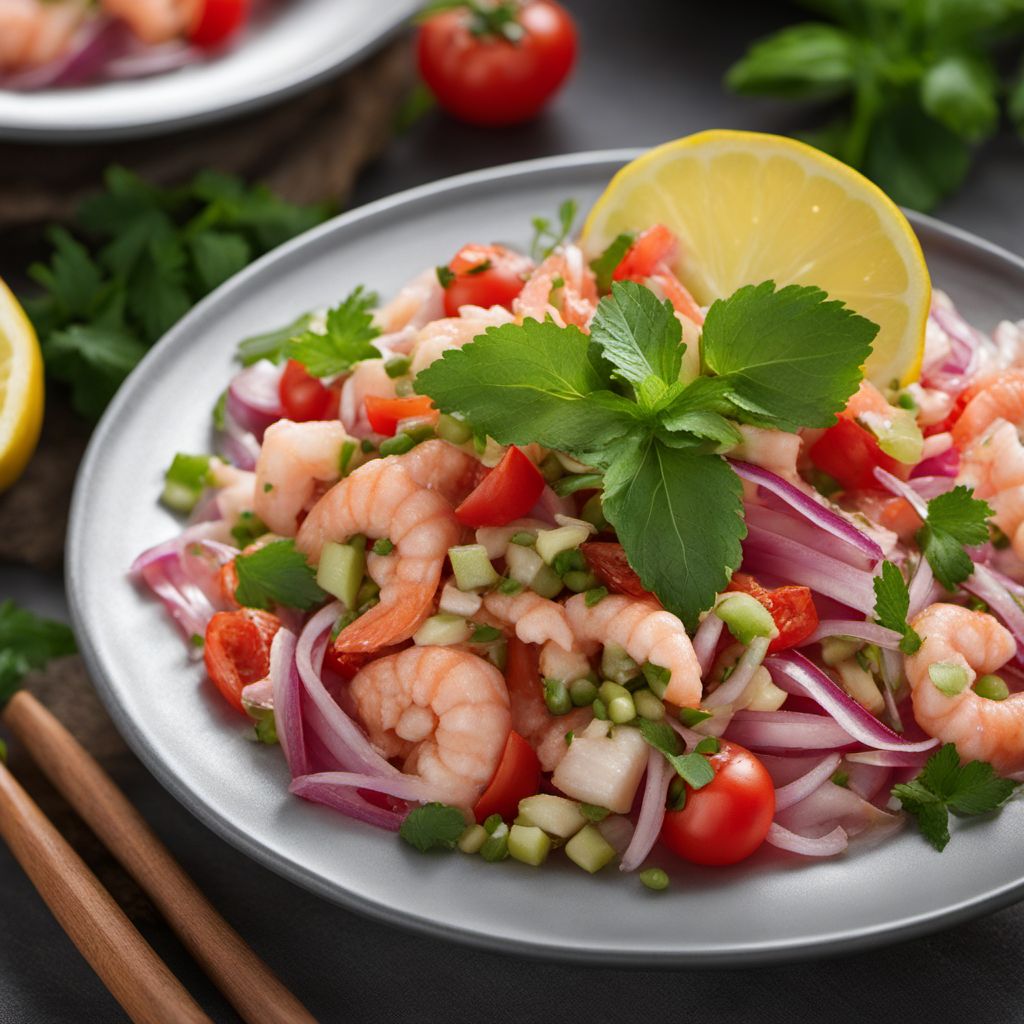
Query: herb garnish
873,560,922,655
399,802,468,852
917,486,993,591
635,718,716,789
530,199,578,261
286,286,381,378
0,601,77,705
233,540,327,611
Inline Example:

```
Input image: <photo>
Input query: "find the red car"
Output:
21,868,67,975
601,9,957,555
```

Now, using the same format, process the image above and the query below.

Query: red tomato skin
189,0,249,47
454,446,545,527
442,243,532,316
363,395,436,437
417,1,577,126
808,416,903,492
727,573,818,653
660,742,775,866
612,224,677,282
580,541,654,600
279,360,339,422
472,731,541,823
204,608,281,713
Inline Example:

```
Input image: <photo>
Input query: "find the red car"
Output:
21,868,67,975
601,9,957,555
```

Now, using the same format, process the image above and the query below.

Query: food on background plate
133,131,1022,887
0,277,43,492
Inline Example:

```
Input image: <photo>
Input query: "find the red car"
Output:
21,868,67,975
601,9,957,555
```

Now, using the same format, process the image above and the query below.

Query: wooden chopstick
3,690,317,1024
0,758,212,1024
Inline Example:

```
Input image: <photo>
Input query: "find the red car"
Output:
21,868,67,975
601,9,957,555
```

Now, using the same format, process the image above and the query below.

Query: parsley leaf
529,199,578,261
233,540,327,611
873,560,922,655
286,286,381,378
399,802,467,852
635,718,716,789
892,744,1018,851
590,232,634,292
0,601,77,705
236,312,314,366
917,486,993,590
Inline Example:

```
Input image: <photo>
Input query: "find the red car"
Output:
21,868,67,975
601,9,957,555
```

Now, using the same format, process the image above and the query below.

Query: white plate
68,152,1024,964
0,0,416,141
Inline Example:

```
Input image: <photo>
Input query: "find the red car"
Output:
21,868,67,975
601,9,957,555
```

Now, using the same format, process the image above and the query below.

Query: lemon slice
581,130,930,387
0,276,44,491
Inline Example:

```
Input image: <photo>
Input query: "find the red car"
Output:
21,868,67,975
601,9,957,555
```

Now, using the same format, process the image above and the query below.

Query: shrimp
958,420,1024,558
0,0,87,71
482,590,574,651
339,358,396,438
514,246,598,329
409,306,514,375
904,603,1024,775
100,0,196,43
350,646,511,808
538,639,593,682
565,593,702,707
373,269,445,334
208,458,255,528
295,457,460,651
730,424,802,480
253,420,364,537
397,438,482,507
951,368,1024,448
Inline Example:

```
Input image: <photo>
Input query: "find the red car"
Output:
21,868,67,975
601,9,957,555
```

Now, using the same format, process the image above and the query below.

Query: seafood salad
133,133,1023,886
0,0,256,89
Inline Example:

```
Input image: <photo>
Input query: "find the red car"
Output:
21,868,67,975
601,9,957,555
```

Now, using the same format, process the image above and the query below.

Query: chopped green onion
551,547,587,577
580,492,608,531
666,776,686,811
231,511,267,548
384,356,411,378
694,736,720,755
470,624,502,644
562,570,599,593
254,715,278,745
479,823,510,862
592,697,609,721
483,813,503,834
584,586,609,606
552,473,604,497
379,432,416,456
509,530,537,547
639,867,669,891
633,688,665,721
831,770,850,788
496,577,524,595
360,439,376,453
641,661,671,699
372,538,394,556
568,677,598,707
161,452,212,513
544,678,572,716
579,803,610,822
974,674,1009,701
678,707,712,727
338,440,357,476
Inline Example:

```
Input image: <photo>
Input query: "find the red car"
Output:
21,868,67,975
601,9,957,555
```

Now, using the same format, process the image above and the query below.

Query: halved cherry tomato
204,608,281,713
279,359,339,422
364,394,436,437
324,641,412,681
808,416,903,492
189,0,250,47
441,243,533,317
727,572,818,653
580,541,654,600
612,224,677,281
473,730,541,823
660,740,774,866
454,446,545,527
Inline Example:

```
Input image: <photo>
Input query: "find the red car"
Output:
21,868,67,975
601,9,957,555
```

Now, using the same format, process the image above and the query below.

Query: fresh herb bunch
726,0,1024,210
0,600,77,705
24,166,331,419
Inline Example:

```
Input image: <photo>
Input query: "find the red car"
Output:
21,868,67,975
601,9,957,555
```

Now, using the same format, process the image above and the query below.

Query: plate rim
67,149,1024,965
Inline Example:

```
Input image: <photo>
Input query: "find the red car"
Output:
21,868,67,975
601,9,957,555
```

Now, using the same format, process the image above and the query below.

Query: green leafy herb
233,540,327,611
0,601,77,705
230,511,267,549
286,286,381,378
551,472,604,497
436,264,456,289
579,803,610,822
470,624,503,644
236,312,314,366
399,802,468,852
590,232,635,292
529,199,578,261
873,560,922,655
678,707,713,727
636,718,716,790
892,744,1018,851
917,486,993,590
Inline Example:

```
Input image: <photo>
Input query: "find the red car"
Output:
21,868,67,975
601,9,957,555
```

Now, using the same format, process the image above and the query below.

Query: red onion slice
766,822,848,856
724,709,857,751
744,504,874,570
742,546,877,611
962,563,1024,661
619,750,670,873
911,446,959,479
803,620,903,649
773,753,842,812
289,774,408,832
269,629,309,778
226,360,284,439
703,636,770,710
873,467,928,519
692,613,724,677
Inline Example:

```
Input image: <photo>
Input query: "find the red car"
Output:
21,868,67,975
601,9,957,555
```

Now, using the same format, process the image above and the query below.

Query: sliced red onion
530,485,574,523
596,814,635,856
724,709,857,751
741,546,876,611
803,620,903,649
930,300,984,376
962,563,1024,660
730,460,883,561
844,761,892,803
773,753,842,812
704,636,770,709
907,558,935,619
744,504,874,570
879,648,905,733
226,360,284,439
269,629,310,778
240,677,273,712
766,822,848,856
667,717,702,749
911,446,959,479
619,750,670,873
777,776,900,838
692,613,724,677
873,468,928,519
219,409,261,470
290,774,407,832
908,475,956,499
766,652,938,752
0,18,125,90
846,748,930,768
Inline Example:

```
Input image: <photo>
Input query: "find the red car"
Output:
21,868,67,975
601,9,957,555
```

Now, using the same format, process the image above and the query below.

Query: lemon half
0,276,44,491
582,130,931,387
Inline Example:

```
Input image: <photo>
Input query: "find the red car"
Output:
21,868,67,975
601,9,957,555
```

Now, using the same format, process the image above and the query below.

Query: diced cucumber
601,643,640,686
517,794,587,839
457,824,488,854
565,825,616,873
820,635,862,666
568,677,598,707
508,824,551,866
413,613,472,646
439,583,482,617
436,413,473,445
633,688,665,721
316,541,365,610
161,481,200,513
714,592,778,644
479,822,510,862
598,681,636,724
505,543,563,599
449,544,500,591
563,570,600,593
535,525,592,565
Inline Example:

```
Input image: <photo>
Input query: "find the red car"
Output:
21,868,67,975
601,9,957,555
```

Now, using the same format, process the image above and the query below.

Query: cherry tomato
279,359,339,422
613,224,677,281
417,0,577,126
473,730,541,823
727,572,818,653
324,641,411,681
203,608,281,713
660,740,775,866
580,541,654,600
363,394,437,437
454,445,545,527
189,0,249,47
808,417,903,492
441,243,533,317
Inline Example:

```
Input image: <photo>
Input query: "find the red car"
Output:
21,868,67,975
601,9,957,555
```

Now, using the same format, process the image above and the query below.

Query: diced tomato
364,394,436,437
441,243,533,317
454,446,545,527
472,730,541,823
580,541,654,600
203,608,281,713
279,359,339,422
808,417,903,492
189,0,250,47
218,560,240,608
727,572,818,653
324,641,411,681
613,224,677,281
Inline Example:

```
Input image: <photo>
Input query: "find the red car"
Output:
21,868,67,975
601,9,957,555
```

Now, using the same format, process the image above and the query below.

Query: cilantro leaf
414,319,642,464
635,718,716,789
602,437,745,630
236,312,314,366
917,485,992,590
892,743,1018,851
0,601,77,705
700,281,877,432
233,540,327,611
529,199,577,261
590,281,683,389
286,287,381,378
873,560,922,655
399,802,467,852
590,232,634,292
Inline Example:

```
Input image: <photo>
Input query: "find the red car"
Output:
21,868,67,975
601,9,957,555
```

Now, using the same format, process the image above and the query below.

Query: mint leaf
602,437,745,630
590,232,634,291
636,718,716,789
234,540,326,611
917,485,992,590
236,312,314,366
873,560,922,655
700,281,877,432
589,281,683,388
399,802,467,852
286,286,381,378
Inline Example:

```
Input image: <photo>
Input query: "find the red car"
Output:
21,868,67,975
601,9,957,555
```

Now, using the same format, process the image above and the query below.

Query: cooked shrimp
514,246,598,329
904,603,1024,775
208,458,255,527
951,368,1024,448
373,269,445,334
254,420,363,537
958,420,1024,558
396,438,481,507
339,358,397,438
0,0,87,71
483,589,574,651
565,593,702,707
296,457,460,650
350,646,511,807
409,306,514,375
539,639,592,682
100,0,196,43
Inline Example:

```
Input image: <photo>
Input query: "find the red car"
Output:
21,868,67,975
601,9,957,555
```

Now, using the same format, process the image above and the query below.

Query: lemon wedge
581,130,931,387
0,276,44,491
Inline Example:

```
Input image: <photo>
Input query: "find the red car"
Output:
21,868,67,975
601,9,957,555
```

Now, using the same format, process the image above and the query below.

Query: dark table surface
3,1,1024,1021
